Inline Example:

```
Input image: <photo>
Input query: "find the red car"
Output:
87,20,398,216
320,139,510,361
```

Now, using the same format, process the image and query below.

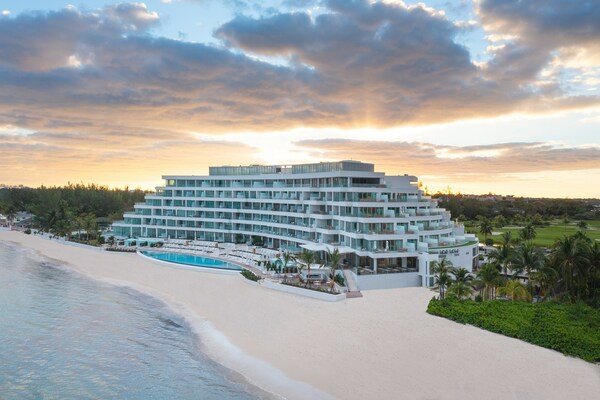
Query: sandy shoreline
2,230,599,399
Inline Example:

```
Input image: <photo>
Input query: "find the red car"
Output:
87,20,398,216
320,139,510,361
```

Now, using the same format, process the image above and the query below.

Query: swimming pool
141,251,242,271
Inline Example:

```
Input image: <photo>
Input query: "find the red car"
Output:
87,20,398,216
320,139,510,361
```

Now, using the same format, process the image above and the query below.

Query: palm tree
519,223,537,243
588,241,600,306
479,217,493,244
74,215,84,240
83,213,98,242
511,242,545,294
447,267,474,300
562,214,570,234
551,235,589,300
500,231,513,247
280,251,296,274
450,267,473,284
431,258,453,300
529,261,558,300
447,281,473,300
297,249,316,287
476,263,501,300
326,248,342,293
492,215,507,228
497,279,531,302
488,241,513,277
6,207,17,227
577,220,588,231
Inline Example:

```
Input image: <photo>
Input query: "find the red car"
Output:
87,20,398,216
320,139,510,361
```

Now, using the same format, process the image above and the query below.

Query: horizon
2,178,600,201
0,1,599,198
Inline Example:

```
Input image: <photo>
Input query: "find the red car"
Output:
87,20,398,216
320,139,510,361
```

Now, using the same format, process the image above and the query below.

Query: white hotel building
113,161,478,289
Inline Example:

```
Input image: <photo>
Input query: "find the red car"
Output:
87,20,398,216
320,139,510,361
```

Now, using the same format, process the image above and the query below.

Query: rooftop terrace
208,160,375,176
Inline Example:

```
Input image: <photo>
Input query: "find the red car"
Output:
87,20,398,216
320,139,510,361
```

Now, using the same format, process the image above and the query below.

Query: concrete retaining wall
261,280,346,302
357,272,421,290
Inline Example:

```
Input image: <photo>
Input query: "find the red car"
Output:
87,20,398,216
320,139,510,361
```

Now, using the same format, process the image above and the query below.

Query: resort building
113,161,478,289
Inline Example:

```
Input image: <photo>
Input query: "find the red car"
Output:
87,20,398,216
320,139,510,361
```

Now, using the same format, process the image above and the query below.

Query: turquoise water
142,251,242,271
0,242,269,399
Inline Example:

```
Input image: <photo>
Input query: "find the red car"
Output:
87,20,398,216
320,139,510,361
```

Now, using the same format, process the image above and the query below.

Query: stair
342,269,362,298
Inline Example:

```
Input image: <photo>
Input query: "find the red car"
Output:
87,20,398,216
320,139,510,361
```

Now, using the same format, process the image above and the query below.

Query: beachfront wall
112,160,479,289
357,272,421,290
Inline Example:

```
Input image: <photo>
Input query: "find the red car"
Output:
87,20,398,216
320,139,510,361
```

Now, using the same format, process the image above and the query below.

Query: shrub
24,228,32,234
241,269,260,282
106,247,136,253
427,298,600,362
485,238,494,246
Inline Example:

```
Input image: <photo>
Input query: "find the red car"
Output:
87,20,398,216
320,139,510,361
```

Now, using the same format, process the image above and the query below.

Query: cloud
294,139,600,178
0,1,598,190
0,127,259,187
477,0,600,86
0,0,596,142
477,0,600,48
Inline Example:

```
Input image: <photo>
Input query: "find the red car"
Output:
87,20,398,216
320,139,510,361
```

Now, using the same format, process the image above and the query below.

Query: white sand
2,230,600,400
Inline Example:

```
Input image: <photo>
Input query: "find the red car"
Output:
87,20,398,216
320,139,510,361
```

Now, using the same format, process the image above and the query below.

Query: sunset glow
0,0,599,197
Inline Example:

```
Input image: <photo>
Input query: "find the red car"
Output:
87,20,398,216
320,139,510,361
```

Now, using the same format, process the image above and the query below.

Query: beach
2,230,599,400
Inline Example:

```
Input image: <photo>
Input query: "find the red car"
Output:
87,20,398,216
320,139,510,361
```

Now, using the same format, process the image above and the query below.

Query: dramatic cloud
216,0,527,124
0,0,596,144
0,0,598,195
477,0,600,86
294,139,600,178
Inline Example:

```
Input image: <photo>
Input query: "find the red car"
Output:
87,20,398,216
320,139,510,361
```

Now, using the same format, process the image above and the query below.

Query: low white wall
357,272,421,290
261,280,346,302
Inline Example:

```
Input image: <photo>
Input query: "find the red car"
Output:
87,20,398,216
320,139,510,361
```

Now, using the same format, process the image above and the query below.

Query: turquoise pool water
142,251,242,271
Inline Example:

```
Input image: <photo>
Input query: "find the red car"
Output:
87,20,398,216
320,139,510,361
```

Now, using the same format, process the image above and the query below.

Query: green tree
511,242,545,280
476,263,501,300
297,249,316,287
577,220,588,231
83,213,98,242
431,258,453,300
519,223,537,243
529,261,558,300
492,215,507,228
447,281,473,300
488,233,514,276
326,248,342,293
550,235,590,301
478,217,493,244
497,280,531,302
5,206,17,226
73,215,84,240
450,267,473,284
511,242,546,296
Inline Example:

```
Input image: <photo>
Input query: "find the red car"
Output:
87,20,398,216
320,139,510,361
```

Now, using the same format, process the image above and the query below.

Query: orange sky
0,1,599,198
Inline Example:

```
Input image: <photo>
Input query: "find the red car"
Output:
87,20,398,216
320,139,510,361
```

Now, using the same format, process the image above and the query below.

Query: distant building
113,161,479,289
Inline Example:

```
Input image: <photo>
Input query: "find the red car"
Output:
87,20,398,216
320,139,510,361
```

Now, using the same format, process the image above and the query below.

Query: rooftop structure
113,161,478,289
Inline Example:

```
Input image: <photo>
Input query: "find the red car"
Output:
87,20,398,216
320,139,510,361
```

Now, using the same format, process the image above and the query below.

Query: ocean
0,242,271,399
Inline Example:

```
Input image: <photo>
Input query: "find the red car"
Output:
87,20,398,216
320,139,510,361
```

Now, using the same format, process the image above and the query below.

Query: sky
0,0,599,197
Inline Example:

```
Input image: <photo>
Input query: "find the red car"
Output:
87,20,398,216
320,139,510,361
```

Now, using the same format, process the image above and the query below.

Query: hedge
427,298,600,363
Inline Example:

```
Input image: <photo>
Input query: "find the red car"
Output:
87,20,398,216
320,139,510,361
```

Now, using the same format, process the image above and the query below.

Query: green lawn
427,299,600,362
466,219,600,247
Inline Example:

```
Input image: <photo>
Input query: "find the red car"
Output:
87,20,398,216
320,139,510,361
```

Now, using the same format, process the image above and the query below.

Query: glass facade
114,161,478,283
208,161,374,176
